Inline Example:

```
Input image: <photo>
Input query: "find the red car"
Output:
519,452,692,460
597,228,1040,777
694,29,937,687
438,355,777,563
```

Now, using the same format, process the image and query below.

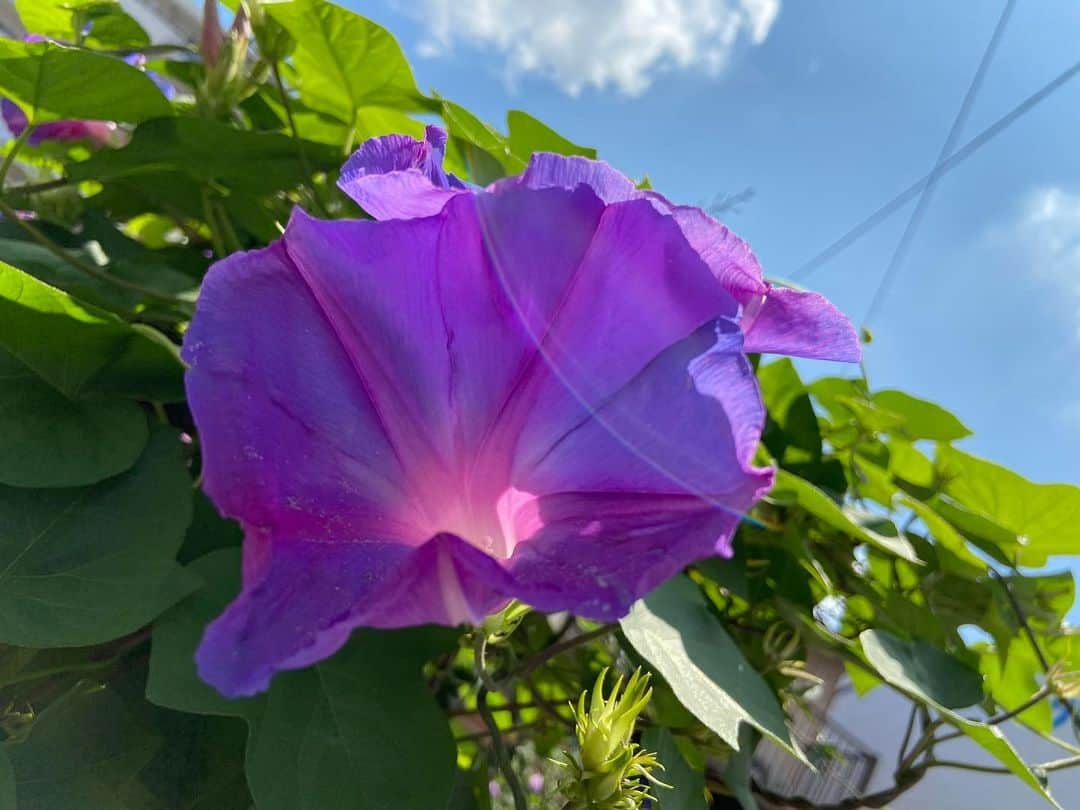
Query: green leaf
179,493,243,564
860,629,982,710
937,446,1080,566
981,639,1052,734
900,496,985,576
0,39,170,125
16,0,150,50
147,549,252,718
506,110,596,159
956,721,1059,808
258,88,425,145
0,236,195,318
0,259,185,401
771,470,920,562
69,117,342,196
136,711,251,810
0,426,197,647
843,660,881,696
807,376,867,419
1,665,251,809
245,631,458,810
267,0,427,126
642,727,706,810
2,682,162,809
621,575,802,760
148,549,462,810
0,347,148,487
872,390,971,441
0,748,13,810
931,497,1020,565
441,99,525,183
721,724,760,810
758,358,822,467
888,439,935,489
860,629,1059,807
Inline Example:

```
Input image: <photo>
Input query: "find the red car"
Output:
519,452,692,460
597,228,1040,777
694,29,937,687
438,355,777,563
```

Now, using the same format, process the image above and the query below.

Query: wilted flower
559,668,665,809
183,127,859,696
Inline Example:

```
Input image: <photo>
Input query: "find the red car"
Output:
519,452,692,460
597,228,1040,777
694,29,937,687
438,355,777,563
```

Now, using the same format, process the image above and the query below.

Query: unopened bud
559,668,668,810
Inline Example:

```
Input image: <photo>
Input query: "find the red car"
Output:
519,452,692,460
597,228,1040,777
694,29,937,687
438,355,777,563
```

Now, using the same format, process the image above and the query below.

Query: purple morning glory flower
1,99,117,147
0,43,173,147
183,127,859,697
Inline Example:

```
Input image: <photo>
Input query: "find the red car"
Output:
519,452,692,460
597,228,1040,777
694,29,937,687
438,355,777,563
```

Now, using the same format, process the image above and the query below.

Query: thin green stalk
0,125,33,190
98,44,197,57
343,122,358,156
201,188,227,258
477,683,528,810
214,198,243,254
995,568,1080,742
937,683,1054,744
0,197,190,307
0,657,120,690
5,177,72,197
271,60,328,217
1040,754,1080,772
513,623,617,681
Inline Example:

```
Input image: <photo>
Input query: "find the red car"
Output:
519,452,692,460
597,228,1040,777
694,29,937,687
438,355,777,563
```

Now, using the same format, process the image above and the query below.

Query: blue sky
354,0,1080,492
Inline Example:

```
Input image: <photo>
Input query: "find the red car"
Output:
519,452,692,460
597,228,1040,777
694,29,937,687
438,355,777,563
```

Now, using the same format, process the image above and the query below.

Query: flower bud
559,668,667,809
198,5,255,118
200,0,224,68
481,600,530,644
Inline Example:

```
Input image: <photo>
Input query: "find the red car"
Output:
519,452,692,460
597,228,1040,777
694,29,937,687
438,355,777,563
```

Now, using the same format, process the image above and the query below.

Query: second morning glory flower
1,98,117,147
183,128,859,697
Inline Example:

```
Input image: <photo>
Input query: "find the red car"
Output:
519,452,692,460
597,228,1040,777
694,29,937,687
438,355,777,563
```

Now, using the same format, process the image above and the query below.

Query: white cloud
1012,187,1080,323
1060,399,1080,431
410,0,780,96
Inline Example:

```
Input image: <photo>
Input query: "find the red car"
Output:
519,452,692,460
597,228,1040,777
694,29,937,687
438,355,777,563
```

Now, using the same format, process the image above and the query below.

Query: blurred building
748,648,1080,809
0,0,201,42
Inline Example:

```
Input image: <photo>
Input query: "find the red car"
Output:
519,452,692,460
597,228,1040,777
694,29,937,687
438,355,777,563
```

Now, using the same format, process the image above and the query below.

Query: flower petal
338,125,466,219
195,538,410,696
506,152,638,202
182,240,423,557
507,493,741,620
500,322,773,620
661,202,769,300
519,321,770,501
500,196,741,472
742,286,862,361
196,533,514,696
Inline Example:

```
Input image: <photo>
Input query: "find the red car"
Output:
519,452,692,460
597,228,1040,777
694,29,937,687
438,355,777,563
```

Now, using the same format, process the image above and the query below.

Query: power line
792,50,1080,284
861,0,1015,326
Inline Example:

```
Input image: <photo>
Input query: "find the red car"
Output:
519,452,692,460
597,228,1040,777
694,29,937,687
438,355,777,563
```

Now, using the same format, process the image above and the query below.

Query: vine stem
936,682,1054,744
475,634,528,810
201,188,227,259
270,61,328,217
513,623,617,681
0,197,190,306
0,125,33,189
4,178,72,197
994,568,1080,741
0,628,150,690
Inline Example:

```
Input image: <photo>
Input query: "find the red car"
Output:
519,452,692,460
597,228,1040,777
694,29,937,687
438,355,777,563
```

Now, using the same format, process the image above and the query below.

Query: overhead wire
791,49,1080,285
860,0,1016,326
